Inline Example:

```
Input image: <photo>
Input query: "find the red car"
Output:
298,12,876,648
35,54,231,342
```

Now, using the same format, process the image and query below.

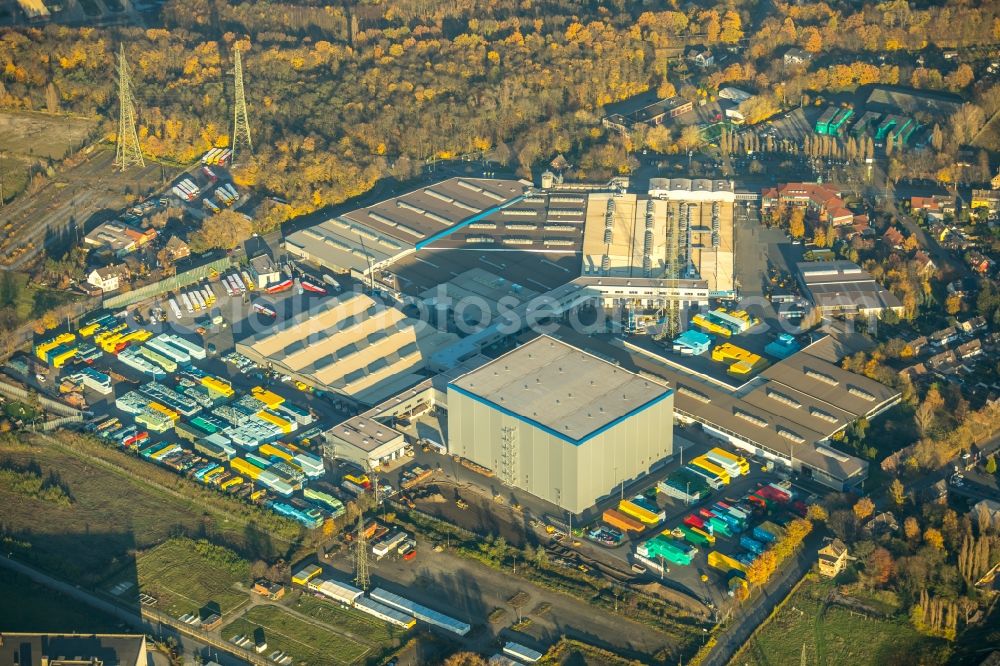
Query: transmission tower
499,425,518,487
114,44,144,171
353,512,370,590
231,44,253,161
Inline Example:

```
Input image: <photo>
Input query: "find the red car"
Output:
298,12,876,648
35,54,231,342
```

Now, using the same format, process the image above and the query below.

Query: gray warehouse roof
448,335,671,444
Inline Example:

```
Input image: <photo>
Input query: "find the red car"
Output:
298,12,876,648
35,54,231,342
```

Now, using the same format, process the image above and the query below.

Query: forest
0,0,998,231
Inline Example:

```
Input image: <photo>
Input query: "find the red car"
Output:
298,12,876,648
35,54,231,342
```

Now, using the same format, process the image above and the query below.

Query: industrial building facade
447,336,674,514
582,179,736,300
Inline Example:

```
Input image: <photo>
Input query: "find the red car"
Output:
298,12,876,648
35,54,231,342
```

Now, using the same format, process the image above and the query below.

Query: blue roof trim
415,194,526,250
447,382,674,446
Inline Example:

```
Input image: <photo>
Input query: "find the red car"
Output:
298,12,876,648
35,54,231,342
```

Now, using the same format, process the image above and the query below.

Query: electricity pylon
353,512,370,591
231,44,253,161
114,44,144,171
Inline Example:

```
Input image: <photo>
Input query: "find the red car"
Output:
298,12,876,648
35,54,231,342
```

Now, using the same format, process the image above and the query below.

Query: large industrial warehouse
236,293,457,404
447,335,675,514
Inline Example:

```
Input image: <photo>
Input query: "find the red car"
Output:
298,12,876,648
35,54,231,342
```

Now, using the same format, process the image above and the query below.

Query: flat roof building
797,261,904,318
325,414,407,470
284,177,532,276
0,634,148,666
447,335,674,513
236,293,458,404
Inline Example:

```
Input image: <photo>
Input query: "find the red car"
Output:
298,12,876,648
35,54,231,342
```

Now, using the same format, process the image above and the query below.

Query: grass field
294,594,401,645
0,568,120,632
0,435,270,586
223,605,373,665
731,575,946,666
135,538,250,619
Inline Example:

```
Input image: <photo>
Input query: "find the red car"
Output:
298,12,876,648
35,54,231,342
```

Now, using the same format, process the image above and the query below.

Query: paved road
0,555,250,666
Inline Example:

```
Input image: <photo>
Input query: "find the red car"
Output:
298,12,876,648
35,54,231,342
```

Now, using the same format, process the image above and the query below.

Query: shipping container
603,508,644,532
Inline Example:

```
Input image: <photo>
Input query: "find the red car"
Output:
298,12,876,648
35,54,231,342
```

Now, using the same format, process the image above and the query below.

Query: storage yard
30,267,357,532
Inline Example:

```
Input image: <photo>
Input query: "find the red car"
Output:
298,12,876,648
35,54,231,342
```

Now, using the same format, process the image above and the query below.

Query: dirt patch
411,481,533,547
0,112,96,160
635,582,712,620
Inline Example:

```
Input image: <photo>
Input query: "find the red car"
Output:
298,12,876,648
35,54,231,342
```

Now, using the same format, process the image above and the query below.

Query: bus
180,292,194,313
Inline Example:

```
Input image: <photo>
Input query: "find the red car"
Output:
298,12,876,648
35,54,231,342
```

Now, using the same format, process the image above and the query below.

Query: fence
41,414,84,430
0,379,81,417
103,256,233,310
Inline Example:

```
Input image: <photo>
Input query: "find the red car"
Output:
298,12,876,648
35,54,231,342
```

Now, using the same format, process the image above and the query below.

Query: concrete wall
448,388,674,513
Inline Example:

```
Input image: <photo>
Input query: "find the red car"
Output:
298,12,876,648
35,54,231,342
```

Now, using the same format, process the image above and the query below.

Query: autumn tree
789,207,806,238
904,516,921,541
867,547,894,586
189,209,252,252
746,549,777,588
719,10,744,43
677,125,704,152
923,527,944,550
443,653,487,666
985,455,997,475
806,504,828,523
889,478,906,507
853,497,875,522
945,293,962,316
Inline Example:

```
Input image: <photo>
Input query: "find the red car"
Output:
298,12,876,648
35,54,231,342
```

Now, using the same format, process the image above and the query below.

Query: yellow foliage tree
853,497,875,522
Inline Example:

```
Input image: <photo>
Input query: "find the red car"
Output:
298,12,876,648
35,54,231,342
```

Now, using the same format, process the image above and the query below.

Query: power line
231,44,253,161
353,511,370,591
114,44,144,171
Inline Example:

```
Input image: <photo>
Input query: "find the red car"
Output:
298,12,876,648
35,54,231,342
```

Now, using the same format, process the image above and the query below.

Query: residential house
163,235,191,262
864,511,899,537
965,250,993,275
910,194,955,220
86,264,131,293
687,46,715,68
783,47,812,67
956,338,983,360
971,189,1000,218
929,326,960,348
252,579,285,600
959,316,987,335
817,538,849,577
882,226,905,250
900,363,929,382
905,335,929,357
927,349,959,372
913,251,937,277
